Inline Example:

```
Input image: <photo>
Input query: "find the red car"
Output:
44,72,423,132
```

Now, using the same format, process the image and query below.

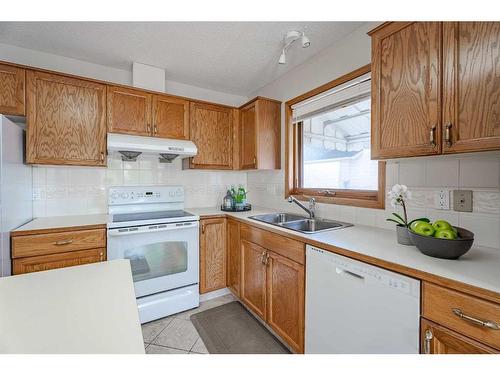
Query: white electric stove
107,186,200,323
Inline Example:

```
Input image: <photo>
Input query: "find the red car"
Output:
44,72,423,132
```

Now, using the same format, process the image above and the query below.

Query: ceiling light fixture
278,30,311,65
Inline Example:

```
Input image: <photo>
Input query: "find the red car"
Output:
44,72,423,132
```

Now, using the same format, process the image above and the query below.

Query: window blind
291,73,371,122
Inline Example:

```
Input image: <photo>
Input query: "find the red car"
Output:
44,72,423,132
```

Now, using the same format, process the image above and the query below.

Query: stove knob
120,193,129,199
176,190,182,196
110,192,119,200
169,191,175,197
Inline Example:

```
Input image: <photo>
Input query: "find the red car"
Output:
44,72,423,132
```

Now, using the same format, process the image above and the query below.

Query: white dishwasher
305,245,420,353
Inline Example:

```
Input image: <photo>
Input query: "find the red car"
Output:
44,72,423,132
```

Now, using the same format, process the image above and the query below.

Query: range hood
107,133,197,162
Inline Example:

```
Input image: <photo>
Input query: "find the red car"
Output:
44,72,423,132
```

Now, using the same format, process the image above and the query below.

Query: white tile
355,207,376,226
146,344,188,354
123,170,140,185
459,158,500,188
32,167,46,186
107,156,123,170
385,161,399,187
123,160,139,170
142,317,173,343
190,338,208,354
152,318,199,351
32,201,46,217
46,167,70,185
472,191,500,215
426,159,459,187
139,170,156,184
339,205,356,223
459,213,500,249
398,161,426,187
105,169,123,186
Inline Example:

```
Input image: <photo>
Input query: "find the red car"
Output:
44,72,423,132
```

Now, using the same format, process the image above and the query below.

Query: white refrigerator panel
305,245,420,353
0,116,33,276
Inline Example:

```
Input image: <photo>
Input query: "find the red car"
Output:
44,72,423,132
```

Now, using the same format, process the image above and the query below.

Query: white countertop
0,260,144,354
12,214,108,234
189,207,500,295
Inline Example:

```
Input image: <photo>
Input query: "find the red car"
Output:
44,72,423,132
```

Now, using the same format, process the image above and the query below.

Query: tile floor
142,293,236,354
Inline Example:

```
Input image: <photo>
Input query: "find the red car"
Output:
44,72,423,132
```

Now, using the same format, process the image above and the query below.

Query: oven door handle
108,223,198,236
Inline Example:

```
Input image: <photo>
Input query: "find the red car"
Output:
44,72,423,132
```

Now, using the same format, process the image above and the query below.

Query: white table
0,260,144,353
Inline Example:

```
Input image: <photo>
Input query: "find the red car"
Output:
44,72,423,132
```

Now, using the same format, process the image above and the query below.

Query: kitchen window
285,65,385,209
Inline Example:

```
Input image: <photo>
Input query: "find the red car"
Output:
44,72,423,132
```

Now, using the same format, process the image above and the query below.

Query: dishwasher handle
335,267,365,280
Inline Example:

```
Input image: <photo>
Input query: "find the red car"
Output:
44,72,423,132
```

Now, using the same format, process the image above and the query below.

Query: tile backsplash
247,153,500,250
32,155,247,217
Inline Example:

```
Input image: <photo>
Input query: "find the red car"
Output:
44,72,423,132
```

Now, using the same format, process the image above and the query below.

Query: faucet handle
287,196,293,203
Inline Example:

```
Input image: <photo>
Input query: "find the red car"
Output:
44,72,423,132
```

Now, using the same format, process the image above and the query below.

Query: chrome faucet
287,196,316,218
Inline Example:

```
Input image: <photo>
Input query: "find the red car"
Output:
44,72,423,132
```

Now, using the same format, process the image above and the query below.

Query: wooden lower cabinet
226,219,241,296
266,251,305,353
421,318,497,354
199,218,227,294
239,225,305,353
240,239,267,319
13,248,106,275
11,227,107,275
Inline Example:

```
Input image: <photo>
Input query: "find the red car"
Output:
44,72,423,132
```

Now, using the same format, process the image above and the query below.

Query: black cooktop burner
112,210,195,223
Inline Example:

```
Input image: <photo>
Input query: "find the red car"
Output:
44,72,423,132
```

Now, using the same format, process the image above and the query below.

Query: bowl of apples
407,219,474,259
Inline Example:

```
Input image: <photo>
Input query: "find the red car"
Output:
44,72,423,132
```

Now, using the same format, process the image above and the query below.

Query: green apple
432,220,453,232
413,222,435,237
410,220,428,232
434,228,457,240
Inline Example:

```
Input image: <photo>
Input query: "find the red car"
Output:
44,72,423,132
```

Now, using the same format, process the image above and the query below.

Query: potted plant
386,184,429,245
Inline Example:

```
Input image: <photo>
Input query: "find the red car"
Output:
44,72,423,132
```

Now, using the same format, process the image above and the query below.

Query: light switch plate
453,190,473,212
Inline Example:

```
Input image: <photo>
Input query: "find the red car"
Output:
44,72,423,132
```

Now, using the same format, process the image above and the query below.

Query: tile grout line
145,317,176,345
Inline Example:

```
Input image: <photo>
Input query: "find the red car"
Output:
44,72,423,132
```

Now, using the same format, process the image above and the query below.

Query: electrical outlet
453,190,473,212
435,189,450,210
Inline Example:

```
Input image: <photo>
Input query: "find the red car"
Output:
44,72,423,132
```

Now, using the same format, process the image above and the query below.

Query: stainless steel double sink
248,213,352,234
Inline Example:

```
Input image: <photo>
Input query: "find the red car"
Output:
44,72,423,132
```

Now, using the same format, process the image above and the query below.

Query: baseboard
200,287,231,302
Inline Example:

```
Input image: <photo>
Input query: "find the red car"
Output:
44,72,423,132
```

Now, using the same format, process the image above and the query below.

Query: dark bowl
407,226,474,259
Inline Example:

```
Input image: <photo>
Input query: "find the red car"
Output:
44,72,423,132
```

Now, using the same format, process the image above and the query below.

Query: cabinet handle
253,157,256,166
445,123,452,147
100,152,105,162
429,125,436,146
99,252,104,261
201,224,205,234
55,239,74,246
154,124,158,135
260,251,267,264
423,329,433,354
147,124,151,133
452,308,500,330
264,253,270,265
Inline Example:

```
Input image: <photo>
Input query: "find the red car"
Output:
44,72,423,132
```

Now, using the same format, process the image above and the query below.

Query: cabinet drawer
240,224,304,265
12,229,106,258
12,248,106,275
422,282,500,350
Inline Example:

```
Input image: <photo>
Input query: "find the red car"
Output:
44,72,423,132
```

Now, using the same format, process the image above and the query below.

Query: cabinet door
442,22,500,153
371,22,441,158
240,102,257,169
152,95,190,140
226,219,241,297
12,248,106,275
199,218,226,294
0,63,25,115
188,102,233,169
107,85,152,136
26,71,107,166
421,318,497,354
266,251,305,353
240,239,267,319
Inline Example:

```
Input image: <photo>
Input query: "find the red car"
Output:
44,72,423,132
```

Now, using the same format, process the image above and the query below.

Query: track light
278,49,286,65
278,30,311,65
301,32,311,48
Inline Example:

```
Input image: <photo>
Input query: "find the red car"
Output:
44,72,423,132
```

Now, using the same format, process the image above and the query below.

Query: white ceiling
0,22,364,96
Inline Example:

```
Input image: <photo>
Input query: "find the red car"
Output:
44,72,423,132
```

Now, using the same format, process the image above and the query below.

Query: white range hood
107,133,197,162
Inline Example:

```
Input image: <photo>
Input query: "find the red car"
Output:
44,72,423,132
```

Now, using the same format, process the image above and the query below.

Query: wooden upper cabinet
421,318,497,354
107,86,152,136
442,22,500,153
240,239,267,320
370,22,442,159
187,102,234,169
0,63,25,115
26,70,107,166
226,219,241,297
152,95,190,140
199,218,226,294
239,97,281,170
240,102,257,169
266,251,305,353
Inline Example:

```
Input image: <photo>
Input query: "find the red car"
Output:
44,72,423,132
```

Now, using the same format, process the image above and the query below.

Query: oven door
107,221,199,298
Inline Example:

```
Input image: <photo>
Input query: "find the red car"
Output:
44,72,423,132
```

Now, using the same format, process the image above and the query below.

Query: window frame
285,64,385,209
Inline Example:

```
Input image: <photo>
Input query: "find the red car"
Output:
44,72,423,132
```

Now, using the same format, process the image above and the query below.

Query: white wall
0,42,249,216
247,22,500,250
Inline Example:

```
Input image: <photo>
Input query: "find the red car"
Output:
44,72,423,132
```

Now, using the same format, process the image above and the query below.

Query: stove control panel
108,186,184,205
